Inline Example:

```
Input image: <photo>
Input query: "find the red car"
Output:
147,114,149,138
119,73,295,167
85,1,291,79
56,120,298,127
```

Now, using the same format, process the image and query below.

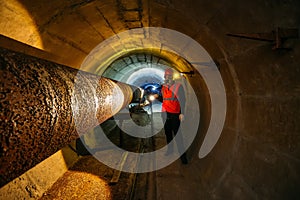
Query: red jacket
161,82,184,114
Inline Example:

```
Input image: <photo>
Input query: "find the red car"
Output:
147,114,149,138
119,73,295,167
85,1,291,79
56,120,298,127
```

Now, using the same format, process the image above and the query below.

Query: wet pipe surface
0,48,134,187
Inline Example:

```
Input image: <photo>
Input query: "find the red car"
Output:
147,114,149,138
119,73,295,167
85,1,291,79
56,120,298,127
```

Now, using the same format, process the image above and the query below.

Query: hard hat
164,68,173,77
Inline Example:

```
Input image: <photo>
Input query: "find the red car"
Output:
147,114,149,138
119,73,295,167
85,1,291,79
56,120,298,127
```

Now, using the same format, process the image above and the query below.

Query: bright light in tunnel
126,67,165,86
173,71,181,80
149,95,156,101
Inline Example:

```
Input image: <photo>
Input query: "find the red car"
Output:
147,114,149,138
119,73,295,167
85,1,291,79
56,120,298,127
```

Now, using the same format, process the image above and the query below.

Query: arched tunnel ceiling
101,50,193,87
1,0,299,70
102,52,172,86
0,0,206,68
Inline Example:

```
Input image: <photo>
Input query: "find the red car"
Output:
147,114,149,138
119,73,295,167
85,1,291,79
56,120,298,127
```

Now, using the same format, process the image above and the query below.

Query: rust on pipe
0,48,137,187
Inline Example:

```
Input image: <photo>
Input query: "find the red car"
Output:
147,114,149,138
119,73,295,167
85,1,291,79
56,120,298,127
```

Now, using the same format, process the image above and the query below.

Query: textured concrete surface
0,144,78,200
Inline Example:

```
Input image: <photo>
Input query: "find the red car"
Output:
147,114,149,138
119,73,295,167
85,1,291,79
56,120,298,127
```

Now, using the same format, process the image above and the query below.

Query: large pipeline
0,48,141,187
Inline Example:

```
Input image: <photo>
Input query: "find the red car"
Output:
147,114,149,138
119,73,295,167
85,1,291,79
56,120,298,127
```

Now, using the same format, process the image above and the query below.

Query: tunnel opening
69,25,224,173
101,51,182,114
77,26,225,165
100,50,201,112
79,49,207,156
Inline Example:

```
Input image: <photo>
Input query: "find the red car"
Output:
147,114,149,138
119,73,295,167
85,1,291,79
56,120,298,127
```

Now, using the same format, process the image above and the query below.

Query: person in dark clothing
155,68,188,164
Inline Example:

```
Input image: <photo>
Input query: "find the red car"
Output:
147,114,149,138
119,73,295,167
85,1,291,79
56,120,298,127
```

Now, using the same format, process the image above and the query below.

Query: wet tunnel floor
39,113,208,200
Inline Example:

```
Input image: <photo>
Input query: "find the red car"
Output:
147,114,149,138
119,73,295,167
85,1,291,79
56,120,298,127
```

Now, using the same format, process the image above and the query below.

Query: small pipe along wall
0,48,140,187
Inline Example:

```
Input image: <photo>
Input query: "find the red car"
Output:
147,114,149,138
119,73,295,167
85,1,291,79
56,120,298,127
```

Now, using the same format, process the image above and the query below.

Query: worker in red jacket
156,68,188,164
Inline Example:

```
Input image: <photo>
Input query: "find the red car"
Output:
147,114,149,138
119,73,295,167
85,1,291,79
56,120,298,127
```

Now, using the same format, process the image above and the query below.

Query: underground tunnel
1,0,300,199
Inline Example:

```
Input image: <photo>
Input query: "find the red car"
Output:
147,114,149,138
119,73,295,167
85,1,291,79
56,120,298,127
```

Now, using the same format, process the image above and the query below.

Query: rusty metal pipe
0,48,137,187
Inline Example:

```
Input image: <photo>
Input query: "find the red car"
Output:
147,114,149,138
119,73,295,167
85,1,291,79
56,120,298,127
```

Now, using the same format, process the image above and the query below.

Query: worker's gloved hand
179,114,185,122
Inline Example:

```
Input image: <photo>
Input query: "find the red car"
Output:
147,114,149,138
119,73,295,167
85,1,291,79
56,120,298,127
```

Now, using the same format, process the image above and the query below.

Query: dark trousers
162,112,185,155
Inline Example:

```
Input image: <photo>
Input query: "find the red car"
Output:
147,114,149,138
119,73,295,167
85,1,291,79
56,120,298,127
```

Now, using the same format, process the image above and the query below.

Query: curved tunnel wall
0,0,300,199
